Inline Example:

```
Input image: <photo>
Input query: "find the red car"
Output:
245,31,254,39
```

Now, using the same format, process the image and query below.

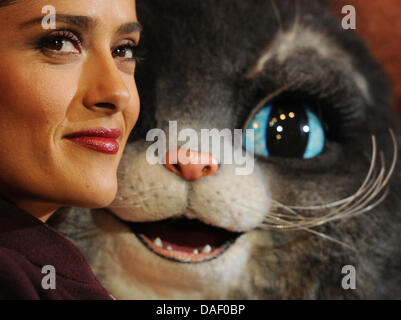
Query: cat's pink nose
164,149,219,181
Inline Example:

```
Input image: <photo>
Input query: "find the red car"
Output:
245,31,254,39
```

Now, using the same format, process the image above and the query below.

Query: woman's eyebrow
19,14,142,35
20,14,96,30
116,22,143,36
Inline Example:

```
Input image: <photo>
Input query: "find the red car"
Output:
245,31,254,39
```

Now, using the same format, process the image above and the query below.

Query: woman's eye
41,32,81,54
112,45,136,60
243,102,325,159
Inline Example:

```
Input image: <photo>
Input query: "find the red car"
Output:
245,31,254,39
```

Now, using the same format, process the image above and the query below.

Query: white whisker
261,130,398,250
279,135,378,211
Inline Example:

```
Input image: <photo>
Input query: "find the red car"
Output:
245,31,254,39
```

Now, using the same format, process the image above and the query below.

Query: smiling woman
0,0,141,299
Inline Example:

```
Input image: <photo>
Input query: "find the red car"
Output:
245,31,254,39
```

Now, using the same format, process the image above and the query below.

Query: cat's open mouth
126,218,242,263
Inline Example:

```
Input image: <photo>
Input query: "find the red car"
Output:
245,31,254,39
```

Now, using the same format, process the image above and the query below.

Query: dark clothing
0,198,111,300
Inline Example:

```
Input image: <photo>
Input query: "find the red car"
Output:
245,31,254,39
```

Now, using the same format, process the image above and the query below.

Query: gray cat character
50,0,401,299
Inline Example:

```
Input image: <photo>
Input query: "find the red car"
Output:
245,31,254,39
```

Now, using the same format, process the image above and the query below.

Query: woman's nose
82,52,131,113
164,149,219,181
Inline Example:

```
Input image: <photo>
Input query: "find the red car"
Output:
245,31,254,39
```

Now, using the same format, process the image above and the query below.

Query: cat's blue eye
303,108,325,159
243,104,325,159
243,106,271,157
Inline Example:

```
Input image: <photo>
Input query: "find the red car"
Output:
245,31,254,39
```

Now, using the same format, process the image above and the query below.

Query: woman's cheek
26,65,80,124
0,57,76,128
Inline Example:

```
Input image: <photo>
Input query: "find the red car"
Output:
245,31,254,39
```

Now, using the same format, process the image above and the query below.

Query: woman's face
0,0,140,218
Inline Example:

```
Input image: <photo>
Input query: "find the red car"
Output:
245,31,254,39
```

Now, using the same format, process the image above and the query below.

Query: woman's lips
65,128,121,155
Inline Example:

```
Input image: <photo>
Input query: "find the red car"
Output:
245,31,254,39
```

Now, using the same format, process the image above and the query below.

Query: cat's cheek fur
110,143,189,222
189,163,270,232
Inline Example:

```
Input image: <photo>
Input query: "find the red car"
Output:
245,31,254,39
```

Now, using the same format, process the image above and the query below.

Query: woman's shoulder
0,246,112,300
0,246,40,299
0,246,33,274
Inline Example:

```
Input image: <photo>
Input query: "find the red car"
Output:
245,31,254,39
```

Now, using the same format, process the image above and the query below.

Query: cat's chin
121,217,243,264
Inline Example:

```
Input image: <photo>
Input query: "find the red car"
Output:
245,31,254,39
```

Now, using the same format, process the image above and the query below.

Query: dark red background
331,0,401,120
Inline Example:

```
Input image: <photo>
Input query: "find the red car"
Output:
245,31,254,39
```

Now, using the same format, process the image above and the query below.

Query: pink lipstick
65,128,121,155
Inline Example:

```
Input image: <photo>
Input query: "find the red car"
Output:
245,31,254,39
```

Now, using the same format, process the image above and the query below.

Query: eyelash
111,41,138,61
37,29,139,61
244,90,360,143
38,29,82,54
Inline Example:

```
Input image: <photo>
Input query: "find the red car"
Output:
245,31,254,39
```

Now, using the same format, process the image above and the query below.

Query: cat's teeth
166,246,173,251
154,237,163,248
202,245,212,253
193,249,199,254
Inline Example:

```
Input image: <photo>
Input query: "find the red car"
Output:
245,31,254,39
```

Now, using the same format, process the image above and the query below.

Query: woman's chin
68,180,118,209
